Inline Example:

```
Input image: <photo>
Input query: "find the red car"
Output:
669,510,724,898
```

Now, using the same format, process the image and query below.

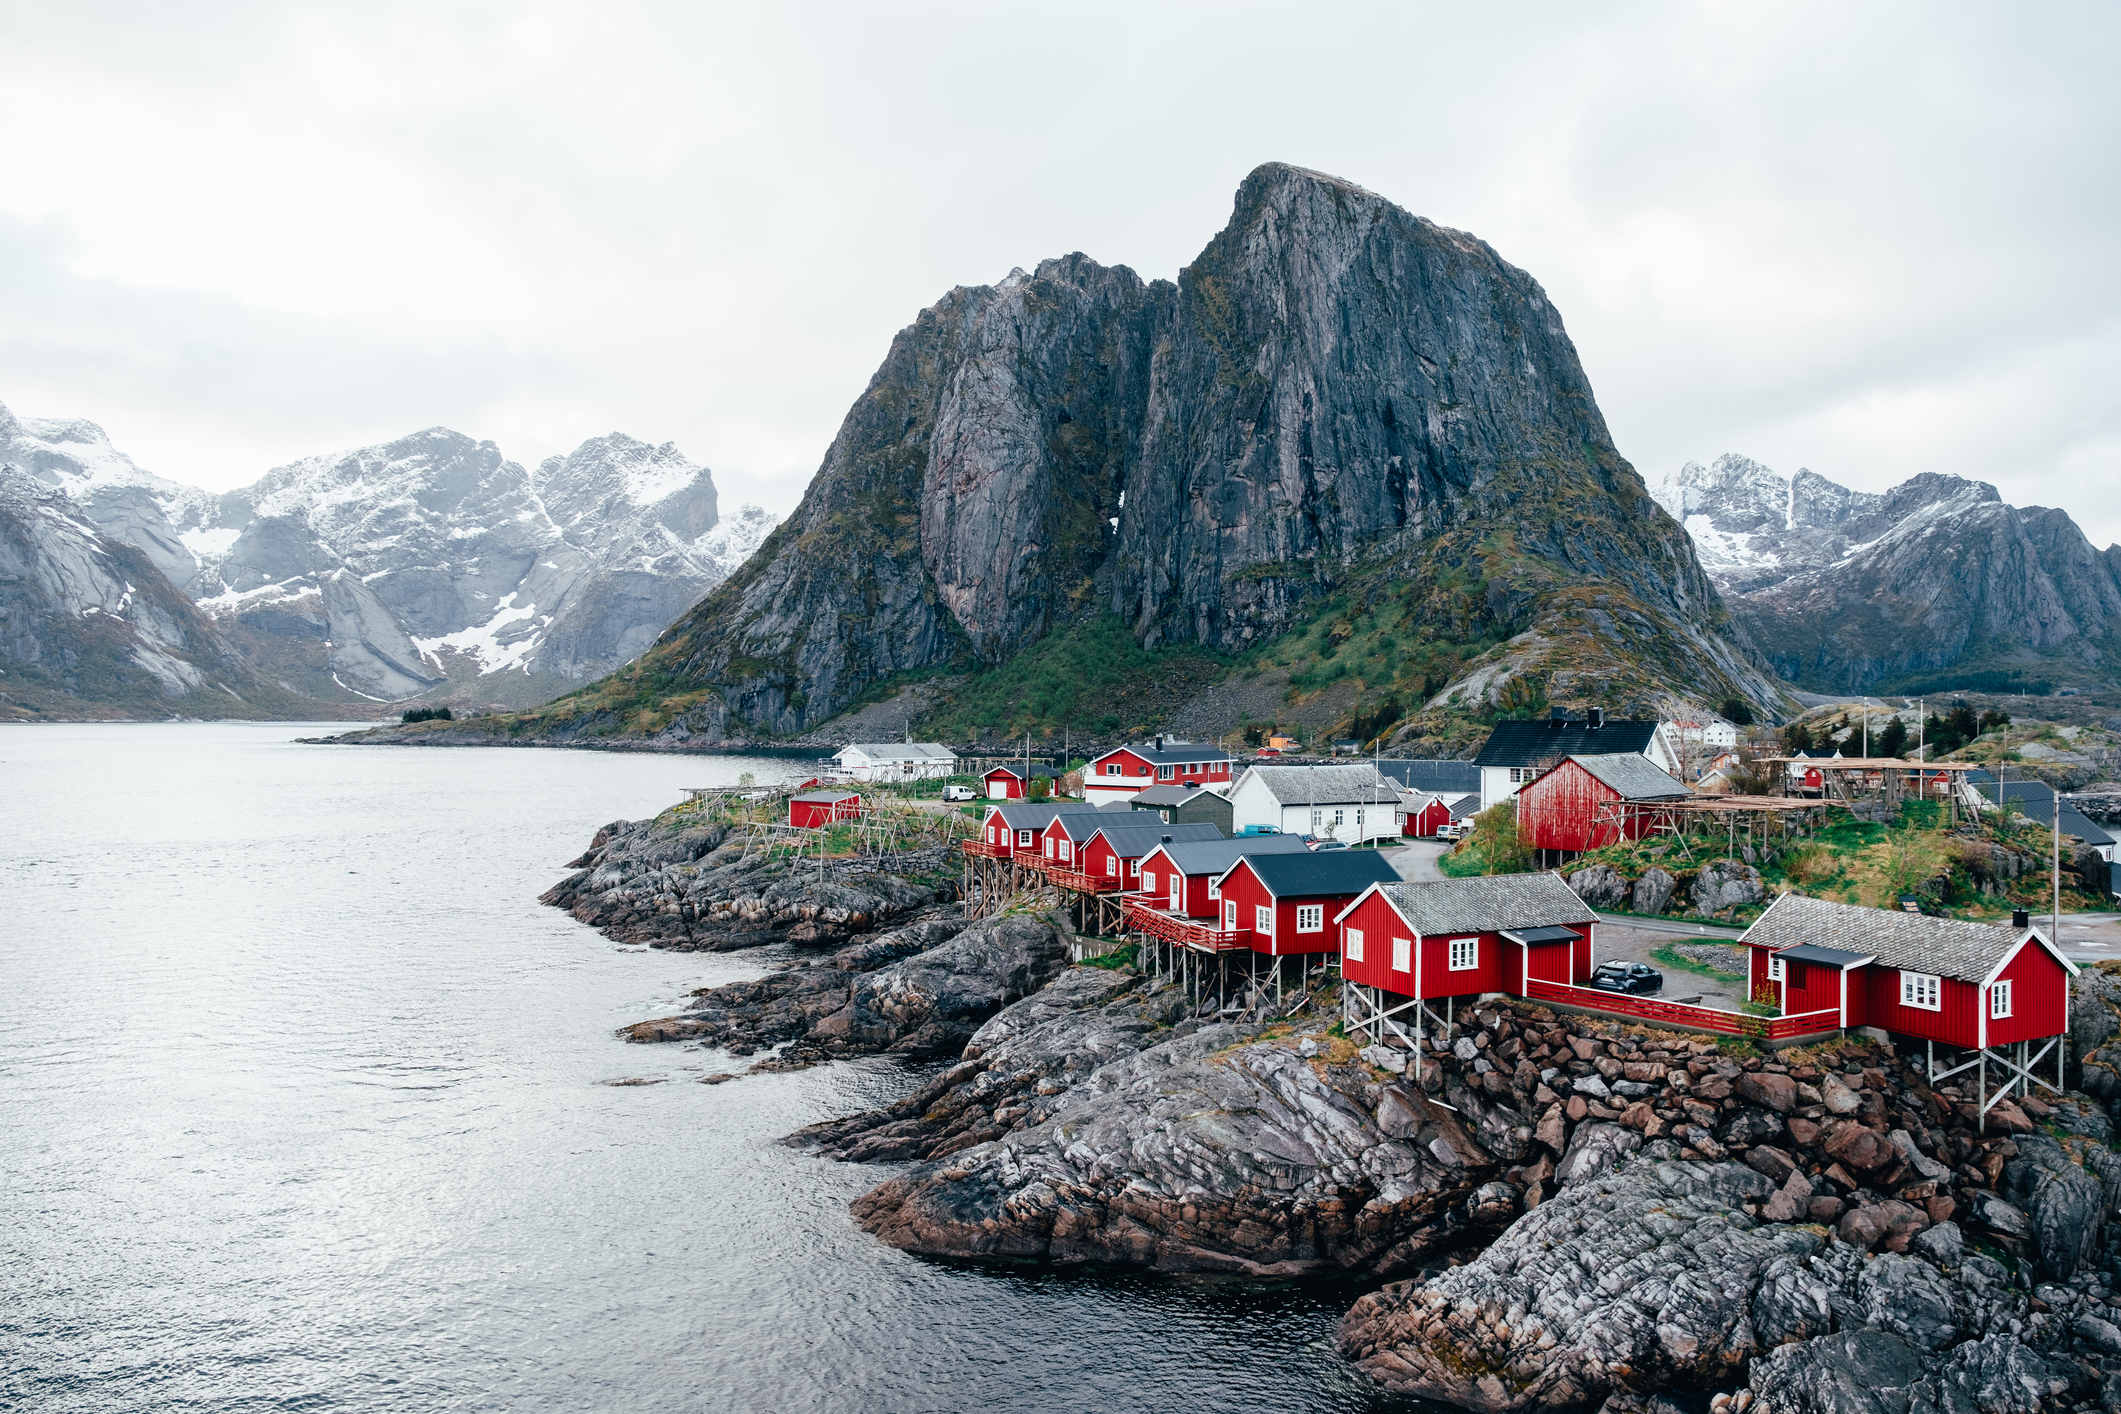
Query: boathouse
1516,752,1691,866
1134,834,1311,917
1740,895,2076,1114
1075,821,1224,891
1082,739,1236,803
831,742,958,782
982,764,1059,800
974,800,1104,857
787,789,863,829
1212,850,1400,956
1336,873,1598,1045
1472,709,1679,811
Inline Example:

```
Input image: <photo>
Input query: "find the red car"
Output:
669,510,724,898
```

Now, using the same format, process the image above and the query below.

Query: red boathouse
1074,821,1223,891
1335,873,1597,1044
788,789,863,828
1212,850,1399,957
1516,753,1690,866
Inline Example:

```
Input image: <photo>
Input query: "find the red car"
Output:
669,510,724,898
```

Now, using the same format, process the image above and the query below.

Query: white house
831,742,959,782
1668,718,1739,750
1226,764,1404,844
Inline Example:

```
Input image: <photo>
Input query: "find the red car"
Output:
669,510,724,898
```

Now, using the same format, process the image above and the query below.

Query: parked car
1305,838,1348,851
1436,821,1469,841
1586,961,1662,995
941,784,976,801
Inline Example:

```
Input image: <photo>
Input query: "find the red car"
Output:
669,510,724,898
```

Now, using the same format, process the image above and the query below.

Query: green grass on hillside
914,615,1238,741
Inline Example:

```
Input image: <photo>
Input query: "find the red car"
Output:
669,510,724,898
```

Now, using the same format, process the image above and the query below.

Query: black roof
1225,850,1400,898
1776,944,1872,968
1474,717,1661,768
1088,822,1224,856
1375,759,1481,794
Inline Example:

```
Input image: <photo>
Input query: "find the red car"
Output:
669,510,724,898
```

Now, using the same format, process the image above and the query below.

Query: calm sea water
1,724,1410,1413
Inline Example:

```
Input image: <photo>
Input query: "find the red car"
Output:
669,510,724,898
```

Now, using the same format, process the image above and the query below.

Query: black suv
1587,961,1663,995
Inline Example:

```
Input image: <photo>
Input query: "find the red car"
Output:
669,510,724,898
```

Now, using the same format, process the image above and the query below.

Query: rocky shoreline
557,808,2121,1413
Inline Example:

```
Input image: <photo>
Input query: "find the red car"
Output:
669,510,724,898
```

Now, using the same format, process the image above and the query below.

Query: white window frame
1900,971,1941,1012
1157,764,1174,781
1296,904,1324,933
1990,980,2013,1019
1104,856,1117,877
1767,954,1785,983
1017,829,1033,848
1311,808,1322,832
1255,904,1273,937
1345,926,1364,961
1391,936,1411,973
1449,937,1478,971
1058,840,1072,861
1224,900,1238,931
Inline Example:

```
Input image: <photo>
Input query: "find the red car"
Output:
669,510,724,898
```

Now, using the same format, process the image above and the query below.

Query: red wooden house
788,789,863,828
1517,753,1689,866
972,801,1103,858
983,765,1060,800
1074,821,1222,892
1740,897,2078,1085
1083,739,1236,803
1212,850,1399,957
1335,873,1597,1045
1136,835,1311,917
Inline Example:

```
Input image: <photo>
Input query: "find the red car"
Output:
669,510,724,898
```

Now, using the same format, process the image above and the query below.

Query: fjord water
1,725,1396,1413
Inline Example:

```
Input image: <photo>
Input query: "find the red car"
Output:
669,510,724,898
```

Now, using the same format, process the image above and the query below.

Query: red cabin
1516,753,1689,866
1212,850,1400,956
1336,873,1597,1006
1076,821,1223,891
1083,740,1236,803
1740,895,2078,1053
1035,809,1114,868
788,789,862,828
984,766,1029,800
975,801,1103,858
1136,835,1311,917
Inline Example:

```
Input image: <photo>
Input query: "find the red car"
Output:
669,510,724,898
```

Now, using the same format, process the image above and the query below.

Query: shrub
400,706,454,724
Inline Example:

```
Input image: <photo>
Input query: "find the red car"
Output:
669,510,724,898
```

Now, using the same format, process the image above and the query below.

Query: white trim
1255,904,1274,938
1345,926,1365,961
1391,935,1412,973
1899,971,1941,1012
1990,979,2013,1019
1448,936,1479,971
1979,929,2080,987
1296,904,1325,933
1767,954,1785,983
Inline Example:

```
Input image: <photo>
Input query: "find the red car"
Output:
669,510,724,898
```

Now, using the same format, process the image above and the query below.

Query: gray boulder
1688,859,1764,917
1568,864,1629,910
1630,868,1677,916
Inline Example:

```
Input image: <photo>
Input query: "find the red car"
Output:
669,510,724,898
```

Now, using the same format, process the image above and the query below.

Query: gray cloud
3,1,2115,544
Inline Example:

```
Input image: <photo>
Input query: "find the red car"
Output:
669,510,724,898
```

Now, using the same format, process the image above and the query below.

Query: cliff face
1658,455,2121,692
578,164,1776,740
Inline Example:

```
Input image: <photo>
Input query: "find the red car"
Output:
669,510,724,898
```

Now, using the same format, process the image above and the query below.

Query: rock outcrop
539,815,947,949
479,162,1782,745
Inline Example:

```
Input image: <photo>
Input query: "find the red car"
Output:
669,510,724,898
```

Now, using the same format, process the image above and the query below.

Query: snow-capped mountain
1657,454,2121,692
0,450,315,718
0,398,781,709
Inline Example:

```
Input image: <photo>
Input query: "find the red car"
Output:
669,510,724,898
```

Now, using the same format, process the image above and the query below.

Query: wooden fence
1523,978,1841,1041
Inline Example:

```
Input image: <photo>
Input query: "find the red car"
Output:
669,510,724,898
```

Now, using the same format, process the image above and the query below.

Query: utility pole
2053,794,2063,945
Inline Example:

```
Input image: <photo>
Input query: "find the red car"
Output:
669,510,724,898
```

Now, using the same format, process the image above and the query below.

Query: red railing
1044,863,1121,893
960,839,1011,859
1120,897,1246,950
1521,979,1842,1040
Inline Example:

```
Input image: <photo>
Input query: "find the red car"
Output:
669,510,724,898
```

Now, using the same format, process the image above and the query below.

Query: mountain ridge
444,162,1784,749
1656,454,2121,693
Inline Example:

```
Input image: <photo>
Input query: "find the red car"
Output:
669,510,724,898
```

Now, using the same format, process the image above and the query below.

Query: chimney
1154,733,1166,750
1160,834,1173,844
2011,908,2030,930
1589,707,1605,730
1549,707,1566,729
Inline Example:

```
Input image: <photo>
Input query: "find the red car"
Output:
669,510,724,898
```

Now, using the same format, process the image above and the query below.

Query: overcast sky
3,2,2115,545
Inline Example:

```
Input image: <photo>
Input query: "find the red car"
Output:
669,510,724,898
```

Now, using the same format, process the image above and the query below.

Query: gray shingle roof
1129,783,1224,808
1738,894,2037,984
1375,759,1482,795
1086,822,1225,857
1445,794,1481,818
838,742,956,761
1368,873,1596,934
990,801,1104,829
1228,850,1400,897
1143,834,1312,876
1565,752,1690,801
1238,763,1400,805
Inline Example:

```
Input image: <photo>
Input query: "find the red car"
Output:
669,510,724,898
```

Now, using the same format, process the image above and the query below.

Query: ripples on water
1,725,1418,1412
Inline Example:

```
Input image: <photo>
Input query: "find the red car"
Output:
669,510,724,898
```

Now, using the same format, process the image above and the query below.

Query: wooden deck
1120,897,1246,951
1522,978,1841,1041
